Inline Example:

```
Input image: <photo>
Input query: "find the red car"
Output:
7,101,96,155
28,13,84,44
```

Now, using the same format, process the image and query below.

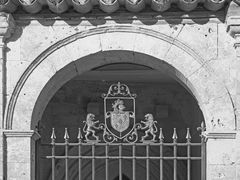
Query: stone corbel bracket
0,12,15,42
226,1,240,57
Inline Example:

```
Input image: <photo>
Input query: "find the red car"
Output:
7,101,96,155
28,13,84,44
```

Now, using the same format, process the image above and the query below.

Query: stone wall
0,5,240,180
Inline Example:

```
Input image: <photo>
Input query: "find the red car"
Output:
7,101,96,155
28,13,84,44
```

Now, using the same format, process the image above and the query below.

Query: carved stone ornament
226,1,240,56
0,12,15,41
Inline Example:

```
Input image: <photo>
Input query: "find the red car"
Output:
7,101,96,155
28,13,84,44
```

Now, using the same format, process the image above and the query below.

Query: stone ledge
206,132,237,139
3,130,41,140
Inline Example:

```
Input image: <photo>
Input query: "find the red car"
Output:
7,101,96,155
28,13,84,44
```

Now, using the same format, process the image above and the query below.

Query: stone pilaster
3,130,40,180
0,12,15,180
0,12,15,128
226,3,240,179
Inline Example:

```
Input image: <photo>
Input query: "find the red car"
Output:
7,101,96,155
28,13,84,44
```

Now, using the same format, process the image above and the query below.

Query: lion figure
83,113,100,141
141,113,157,141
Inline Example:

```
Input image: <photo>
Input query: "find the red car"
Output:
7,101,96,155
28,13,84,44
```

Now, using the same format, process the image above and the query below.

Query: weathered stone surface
1,8,240,180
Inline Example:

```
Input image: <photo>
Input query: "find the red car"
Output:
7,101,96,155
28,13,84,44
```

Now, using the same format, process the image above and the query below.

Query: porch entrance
36,63,206,180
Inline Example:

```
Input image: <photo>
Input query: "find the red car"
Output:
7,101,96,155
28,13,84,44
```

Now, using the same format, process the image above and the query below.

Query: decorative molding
0,12,15,41
226,1,240,57
5,25,211,130
206,132,236,139
3,130,41,140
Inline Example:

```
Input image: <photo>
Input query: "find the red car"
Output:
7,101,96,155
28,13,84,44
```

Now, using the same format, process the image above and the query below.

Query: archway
3,26,236,180
4,26,235,131
36,60,204,180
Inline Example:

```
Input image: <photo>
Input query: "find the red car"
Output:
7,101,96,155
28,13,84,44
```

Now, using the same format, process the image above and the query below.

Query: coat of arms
103,82,136,142
82,82,158,143
110,99,129,132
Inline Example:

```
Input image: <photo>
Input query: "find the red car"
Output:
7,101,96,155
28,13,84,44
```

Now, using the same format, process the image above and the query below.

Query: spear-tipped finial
77,128,83,142
51,128,56,142
172,128,178,141
64,128,69,141
186,128,191,142
159,128,164,142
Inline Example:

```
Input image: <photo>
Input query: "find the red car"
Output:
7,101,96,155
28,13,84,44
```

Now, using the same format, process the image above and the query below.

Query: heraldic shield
103,82,136,140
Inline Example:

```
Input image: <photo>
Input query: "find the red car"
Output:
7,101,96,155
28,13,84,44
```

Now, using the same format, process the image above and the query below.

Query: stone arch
4,25,235,131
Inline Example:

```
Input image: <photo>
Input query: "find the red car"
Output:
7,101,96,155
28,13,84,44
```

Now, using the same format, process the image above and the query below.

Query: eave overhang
0,0,239,14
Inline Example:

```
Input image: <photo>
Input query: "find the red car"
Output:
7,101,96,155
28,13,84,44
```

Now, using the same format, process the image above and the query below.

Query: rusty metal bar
146,144,150,180
132,143,136,180
92,143,95,180
106,143,109,180
119,143,122,180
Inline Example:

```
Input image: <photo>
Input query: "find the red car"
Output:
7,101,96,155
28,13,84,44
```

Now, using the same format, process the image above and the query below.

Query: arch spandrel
5,25,235,131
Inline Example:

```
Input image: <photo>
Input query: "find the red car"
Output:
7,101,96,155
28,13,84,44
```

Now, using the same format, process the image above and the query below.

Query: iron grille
44,82,206,180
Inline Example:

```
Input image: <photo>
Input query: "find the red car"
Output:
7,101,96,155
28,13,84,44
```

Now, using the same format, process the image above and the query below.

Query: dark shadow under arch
31,50,201,130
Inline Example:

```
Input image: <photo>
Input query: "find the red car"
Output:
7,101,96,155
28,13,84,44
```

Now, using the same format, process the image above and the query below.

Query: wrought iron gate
45,82,206,180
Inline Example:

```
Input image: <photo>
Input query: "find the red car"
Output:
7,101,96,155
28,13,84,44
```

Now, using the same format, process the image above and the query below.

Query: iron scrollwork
82,82,158,143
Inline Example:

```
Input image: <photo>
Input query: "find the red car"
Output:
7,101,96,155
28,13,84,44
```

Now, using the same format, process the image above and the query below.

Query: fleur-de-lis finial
197,121,206,134
172,128,178,142
186,128,191,142
159,128,164,142
64,128,69,141
197,121,207,142
51,128,56,143
77,128,83,142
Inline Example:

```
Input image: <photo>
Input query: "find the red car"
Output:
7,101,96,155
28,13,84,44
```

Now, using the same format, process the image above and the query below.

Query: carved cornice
0,12,15,41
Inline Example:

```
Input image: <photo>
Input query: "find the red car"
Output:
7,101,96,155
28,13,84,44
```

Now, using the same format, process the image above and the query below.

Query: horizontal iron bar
42,142,202,146
45,156,202,160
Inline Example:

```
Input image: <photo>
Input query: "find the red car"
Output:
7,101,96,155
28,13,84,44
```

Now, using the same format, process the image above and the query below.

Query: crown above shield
102,82,136,98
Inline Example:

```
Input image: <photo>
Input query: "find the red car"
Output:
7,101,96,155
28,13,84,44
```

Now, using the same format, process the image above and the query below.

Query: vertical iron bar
64,128,69,180
159,128,164,180
119,143,122,180
199,122,206,180
92,143,95,180
78,128,82,180
187,143,191,180
201,141,206,180
51,142,55,180
172,128,178,180
160,143,163,180
132,143,136,180
51,128,56,180
106,143,109,180
146,143,150,180
186,128,191,180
